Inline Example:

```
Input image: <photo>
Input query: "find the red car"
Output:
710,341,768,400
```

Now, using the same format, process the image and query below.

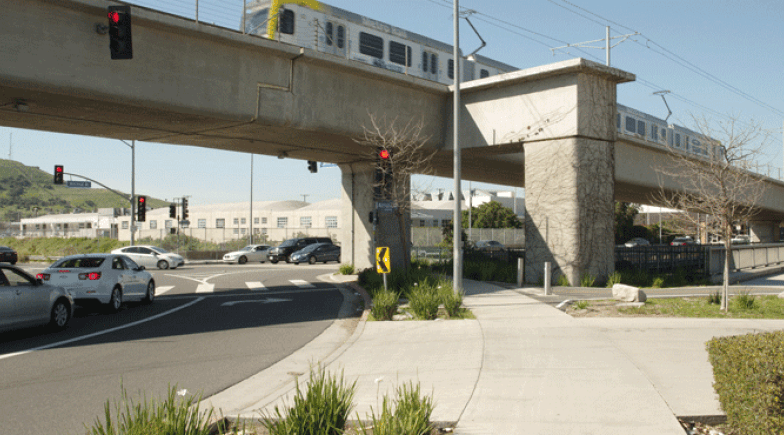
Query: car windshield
279,239,297,248
299,244,320,253
149,247,169,254
240,246,254,251
54,257,106,268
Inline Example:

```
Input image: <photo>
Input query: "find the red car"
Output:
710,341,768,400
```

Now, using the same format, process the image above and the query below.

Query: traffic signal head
182,198,189,219
136,196,146,221
378,149,391,160
169,204,176,219
307,160,318,173
54,165,64,184
108,6,133,60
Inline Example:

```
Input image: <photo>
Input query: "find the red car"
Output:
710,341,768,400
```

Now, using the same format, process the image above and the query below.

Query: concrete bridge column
339,162,411,271
749,221,781,243
524,139,615,285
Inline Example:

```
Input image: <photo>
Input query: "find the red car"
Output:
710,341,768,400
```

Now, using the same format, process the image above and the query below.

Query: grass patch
615,295,784,319
574,300,589,310
339,263,356,275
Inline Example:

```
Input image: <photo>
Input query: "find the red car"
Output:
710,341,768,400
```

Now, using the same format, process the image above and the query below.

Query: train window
616,114,621,130
389,41,412,66
337,25,345,48
637,120,645,136
326,22,333,46
431,53,437,74
684,136,690,151
625,116,635,133
674,133,681,148
480,69,489,78
359,32,384,59
448,59,454,80
650,124,658,141
422,52,428,72
279,9,295,35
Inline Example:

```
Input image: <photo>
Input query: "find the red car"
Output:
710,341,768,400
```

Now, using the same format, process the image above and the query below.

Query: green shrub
261,365,356,435
372,290,399,321
556,274,570,287
707,291,722,305
651,277,665,288
359,382,434,435
439,284,463,318
338,263,356,275
574,300,589,310
580,272,596,288
707,331,784,434
408,284,440,320
87,385,215,435
732,291,756,310
606,271,622,288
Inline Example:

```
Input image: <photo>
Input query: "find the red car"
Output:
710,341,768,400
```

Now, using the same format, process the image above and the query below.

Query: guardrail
706,243,784,276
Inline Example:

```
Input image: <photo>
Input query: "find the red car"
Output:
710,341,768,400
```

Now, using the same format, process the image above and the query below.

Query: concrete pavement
202,276,784,434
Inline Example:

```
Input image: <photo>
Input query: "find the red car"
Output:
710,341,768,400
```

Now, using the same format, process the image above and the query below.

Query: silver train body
244,0,516,85
617,104,723,161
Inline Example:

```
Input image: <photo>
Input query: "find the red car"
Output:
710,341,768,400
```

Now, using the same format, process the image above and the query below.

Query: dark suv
268,237,333,263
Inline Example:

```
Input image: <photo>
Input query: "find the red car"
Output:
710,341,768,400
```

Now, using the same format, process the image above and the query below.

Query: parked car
37,254,154,312
670,236,695,246
0,246,18,265
731,235,751,245
0,264,74,332
624,238,651,247
290,243,341,264
475,240,505,251
223,244,272,264
111,245,184,269
268,237,333,263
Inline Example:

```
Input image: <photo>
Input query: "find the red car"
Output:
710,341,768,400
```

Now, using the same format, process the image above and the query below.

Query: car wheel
143,280,155,304
157,260,169,270
285,256,291,263
271,259,278,264
107,287,122,313
238,256,247,265
260,261,265,264
49,299,70,330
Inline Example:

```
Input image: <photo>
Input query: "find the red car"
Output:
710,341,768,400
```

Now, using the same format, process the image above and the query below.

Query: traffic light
307,160,318,173
108,6,133,60
53,165,64,184
136,196,146,222
182,198,189,220
169,203,176,219
375,148,393,199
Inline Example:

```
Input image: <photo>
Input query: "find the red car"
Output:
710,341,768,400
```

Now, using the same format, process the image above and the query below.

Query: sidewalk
203,277,784,434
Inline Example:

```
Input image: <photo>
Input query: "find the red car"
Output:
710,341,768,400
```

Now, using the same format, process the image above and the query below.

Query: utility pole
301,194,309,202
250,154,253,244
452,0,463,294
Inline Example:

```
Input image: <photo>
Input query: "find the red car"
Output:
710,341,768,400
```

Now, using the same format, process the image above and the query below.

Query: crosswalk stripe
246,281,266,291
290,279,315,288
196,283,215,293
156,285,174,295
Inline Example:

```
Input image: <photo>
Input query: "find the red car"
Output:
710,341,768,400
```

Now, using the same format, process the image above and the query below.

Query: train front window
337,25,345,48
389,41,411,66
480,69,489,78
326,22,333,46
279,9,294,35
359,32,383,59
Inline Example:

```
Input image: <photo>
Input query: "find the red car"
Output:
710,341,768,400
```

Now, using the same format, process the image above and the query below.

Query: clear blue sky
3,0,782,206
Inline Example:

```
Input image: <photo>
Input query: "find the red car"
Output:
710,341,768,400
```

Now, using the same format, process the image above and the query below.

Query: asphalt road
0,262,350,435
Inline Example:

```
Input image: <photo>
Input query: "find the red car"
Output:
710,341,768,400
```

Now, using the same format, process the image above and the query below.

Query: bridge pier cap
448,59,634,286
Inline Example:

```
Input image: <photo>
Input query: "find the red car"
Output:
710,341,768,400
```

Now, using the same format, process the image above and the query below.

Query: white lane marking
0,297,206,361
221,298,291,307
290,279,315,288
196,283,215,293
156,285,174,295
246,281,265,291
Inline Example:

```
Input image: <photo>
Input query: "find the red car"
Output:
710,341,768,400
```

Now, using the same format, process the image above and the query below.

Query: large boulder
612,284,647,303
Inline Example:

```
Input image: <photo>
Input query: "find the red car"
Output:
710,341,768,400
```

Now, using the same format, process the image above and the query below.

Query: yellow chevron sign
376,247,390,274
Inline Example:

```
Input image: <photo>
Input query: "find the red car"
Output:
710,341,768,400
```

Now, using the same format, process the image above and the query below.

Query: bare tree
655,115,772,311
355,114,437,272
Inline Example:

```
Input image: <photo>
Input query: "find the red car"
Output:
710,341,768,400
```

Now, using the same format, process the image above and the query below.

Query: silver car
111,245,185,270
39,254,154,312
223,244,272,264
1,264,74,332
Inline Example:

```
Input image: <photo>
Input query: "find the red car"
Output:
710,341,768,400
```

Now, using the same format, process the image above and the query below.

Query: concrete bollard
544,262,552,295
517,257,524,287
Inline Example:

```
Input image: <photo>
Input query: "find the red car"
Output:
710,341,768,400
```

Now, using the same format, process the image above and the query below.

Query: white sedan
38,254,154,312
111,245,185,269
223,244,272,264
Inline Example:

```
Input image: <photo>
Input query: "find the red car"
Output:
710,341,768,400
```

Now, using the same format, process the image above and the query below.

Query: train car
244,0,516,85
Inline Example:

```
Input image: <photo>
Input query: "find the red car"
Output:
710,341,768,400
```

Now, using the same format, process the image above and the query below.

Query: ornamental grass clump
439,285,463,318
359,382,434,435
408,283,440,320
261,365,356,435
371,290,399,321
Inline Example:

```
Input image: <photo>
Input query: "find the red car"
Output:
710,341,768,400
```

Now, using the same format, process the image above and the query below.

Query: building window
254,217,259,224
216,219,225,228
233,228,239,235
241,228,246,234
359,32,383,59
262,228,268,235
241,218,247,225
86,223,92,229
389,41,411,66
301,216,312,228
181,220,189,229
122,221,129,229
79,222,86,229
277,217,288,228
149,220,157,229
262,217,268,224
198,219,206,228
325,216,338,228
165,220,173,229
233,218,239,225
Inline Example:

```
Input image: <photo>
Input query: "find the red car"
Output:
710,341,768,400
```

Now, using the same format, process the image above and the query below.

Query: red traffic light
108,11,120,23
138,197,145,203
379,149,391,160
55,166,63,173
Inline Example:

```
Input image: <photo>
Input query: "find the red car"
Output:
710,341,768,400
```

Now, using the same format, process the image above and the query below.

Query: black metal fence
615,245,708,274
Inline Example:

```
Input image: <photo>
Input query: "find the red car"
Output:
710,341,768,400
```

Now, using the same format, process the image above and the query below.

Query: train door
323,20,347,58
463,59,475,82
421,49,439,82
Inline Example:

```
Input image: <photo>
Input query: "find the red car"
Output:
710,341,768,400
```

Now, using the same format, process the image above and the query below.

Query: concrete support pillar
339,162,411,271
524,138,615,285
749,221,780,243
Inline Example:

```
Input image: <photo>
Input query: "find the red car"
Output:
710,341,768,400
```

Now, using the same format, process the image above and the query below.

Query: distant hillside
0,159,168,221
